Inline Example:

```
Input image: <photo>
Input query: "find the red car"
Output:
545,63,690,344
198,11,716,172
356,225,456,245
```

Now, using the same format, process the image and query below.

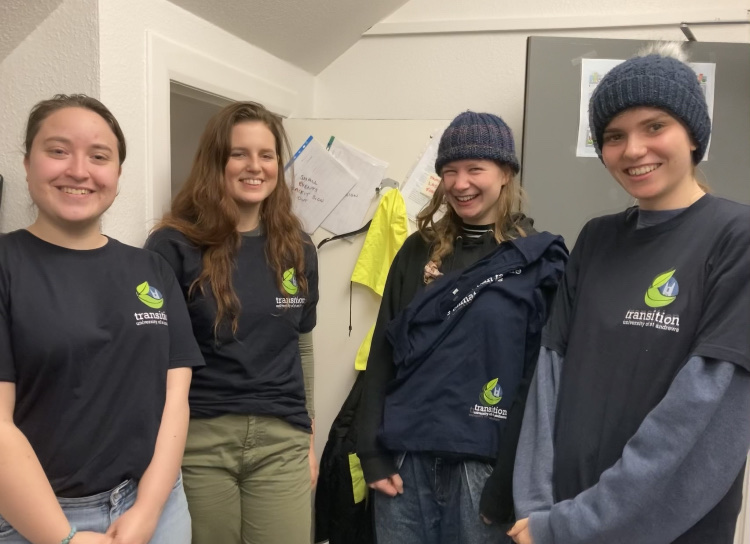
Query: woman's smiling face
24,106,121,229
441,159,510,225
601,106,697,210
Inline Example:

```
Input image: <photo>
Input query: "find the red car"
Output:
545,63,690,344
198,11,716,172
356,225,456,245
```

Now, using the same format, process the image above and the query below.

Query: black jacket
315,372,373,544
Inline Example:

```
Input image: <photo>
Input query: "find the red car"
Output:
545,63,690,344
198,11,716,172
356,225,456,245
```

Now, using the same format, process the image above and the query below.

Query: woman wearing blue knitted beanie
356,110,568,543
509,43,750,544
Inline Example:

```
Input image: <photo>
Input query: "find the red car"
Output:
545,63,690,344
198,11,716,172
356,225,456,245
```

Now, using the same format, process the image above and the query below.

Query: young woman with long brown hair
356,111,567,544
146,102,318,544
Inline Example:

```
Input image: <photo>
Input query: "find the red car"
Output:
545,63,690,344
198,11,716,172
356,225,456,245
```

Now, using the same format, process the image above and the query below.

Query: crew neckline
630,194,712,238
20,229,113,253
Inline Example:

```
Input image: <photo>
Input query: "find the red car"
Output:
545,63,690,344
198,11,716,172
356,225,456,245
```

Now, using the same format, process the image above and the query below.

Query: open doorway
169,82,234,199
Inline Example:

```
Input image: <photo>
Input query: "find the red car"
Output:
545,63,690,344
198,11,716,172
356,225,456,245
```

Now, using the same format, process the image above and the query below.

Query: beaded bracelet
61,526,77,544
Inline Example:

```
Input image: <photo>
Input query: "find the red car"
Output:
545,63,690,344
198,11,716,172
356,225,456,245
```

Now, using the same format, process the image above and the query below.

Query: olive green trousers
182,413,312,544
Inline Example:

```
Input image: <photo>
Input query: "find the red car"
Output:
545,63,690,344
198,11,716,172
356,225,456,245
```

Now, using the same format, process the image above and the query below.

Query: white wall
0,0,65,63
0,0,99,233
740,473,750,543
314,0,750,150
97,0,316,247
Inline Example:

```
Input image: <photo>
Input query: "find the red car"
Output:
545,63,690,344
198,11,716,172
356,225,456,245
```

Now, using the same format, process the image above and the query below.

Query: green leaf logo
480,378,503,406
282,268,298,295
136,281,164,309
644,269,677,308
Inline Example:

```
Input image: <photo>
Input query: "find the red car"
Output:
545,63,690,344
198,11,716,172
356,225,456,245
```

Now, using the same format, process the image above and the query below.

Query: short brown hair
24,94,127,165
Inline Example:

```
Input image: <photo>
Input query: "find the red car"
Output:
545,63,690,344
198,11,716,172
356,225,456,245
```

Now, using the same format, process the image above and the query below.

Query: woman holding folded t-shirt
0,94,203,544
507,43,750,544
357,110,568,544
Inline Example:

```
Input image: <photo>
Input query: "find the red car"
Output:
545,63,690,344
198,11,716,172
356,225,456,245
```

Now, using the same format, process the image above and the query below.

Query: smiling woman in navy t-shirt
0,95,203,544
509,43,750,544
146,101,318,544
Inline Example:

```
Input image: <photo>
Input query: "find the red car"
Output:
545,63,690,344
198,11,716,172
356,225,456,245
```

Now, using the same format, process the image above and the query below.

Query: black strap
316,220,372,249
349,281,353,337
316,220,374,336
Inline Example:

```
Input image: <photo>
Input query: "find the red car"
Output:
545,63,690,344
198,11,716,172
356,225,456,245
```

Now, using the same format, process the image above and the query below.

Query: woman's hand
309,441,319,489
105,503,160,544
508,518,534,544
71,532,114,544
368,474,404,497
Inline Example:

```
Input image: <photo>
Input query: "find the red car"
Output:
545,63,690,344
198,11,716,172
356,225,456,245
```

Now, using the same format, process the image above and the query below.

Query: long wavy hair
416,163,526,270
154,101,308,334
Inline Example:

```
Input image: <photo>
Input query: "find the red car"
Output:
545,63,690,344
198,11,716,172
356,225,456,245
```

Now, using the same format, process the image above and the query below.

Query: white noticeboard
286,137,358,234
577,59,716,159
401,128,445,221
320,139,389,235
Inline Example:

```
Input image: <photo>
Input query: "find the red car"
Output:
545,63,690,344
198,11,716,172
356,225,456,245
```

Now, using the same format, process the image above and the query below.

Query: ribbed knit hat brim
436,111,520,175
589,54,711,164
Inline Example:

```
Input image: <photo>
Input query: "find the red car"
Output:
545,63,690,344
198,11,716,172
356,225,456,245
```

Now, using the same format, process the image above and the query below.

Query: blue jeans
374,453,511,544
0,474,190,543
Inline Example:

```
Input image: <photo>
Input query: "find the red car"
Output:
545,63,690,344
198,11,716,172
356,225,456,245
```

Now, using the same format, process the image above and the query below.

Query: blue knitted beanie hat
589,45,711,165
435,111,520,175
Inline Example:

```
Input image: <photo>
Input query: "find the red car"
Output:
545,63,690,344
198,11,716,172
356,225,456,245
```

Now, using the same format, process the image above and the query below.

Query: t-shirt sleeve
542,220,592,355
144,229,190,289
0,262,15,382
300,237,318,334
690,214,750,371
528,356,750,544
158,259,204,369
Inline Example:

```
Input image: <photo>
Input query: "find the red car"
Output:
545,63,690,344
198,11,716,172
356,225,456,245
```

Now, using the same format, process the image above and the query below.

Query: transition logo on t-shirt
282,268,299,295
136,281,164,308
644,269,679,308
276,268,305,309
622,269,680,333
469,378,507,420
134,281,168,326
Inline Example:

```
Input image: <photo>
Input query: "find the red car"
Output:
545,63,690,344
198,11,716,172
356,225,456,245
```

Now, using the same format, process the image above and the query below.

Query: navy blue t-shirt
145,227,318,430
0,230,204,497
545,195,750,528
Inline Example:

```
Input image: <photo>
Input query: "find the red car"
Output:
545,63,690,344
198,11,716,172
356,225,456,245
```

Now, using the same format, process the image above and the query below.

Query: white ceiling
0,0,65,63
168,0,410,74
0,0,410,73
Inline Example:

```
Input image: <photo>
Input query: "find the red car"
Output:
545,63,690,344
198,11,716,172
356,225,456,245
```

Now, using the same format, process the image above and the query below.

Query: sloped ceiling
0,0,66,63
168,0,410,74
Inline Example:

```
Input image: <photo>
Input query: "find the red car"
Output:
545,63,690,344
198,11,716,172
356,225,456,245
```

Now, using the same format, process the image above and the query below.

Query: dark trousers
373,452,511,544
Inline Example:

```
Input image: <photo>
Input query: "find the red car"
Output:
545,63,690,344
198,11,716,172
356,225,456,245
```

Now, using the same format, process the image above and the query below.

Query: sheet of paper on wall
576,58,716,159
576,58,624,158
320,138,389,235
286,137,358,234
401,128,445,221
690,62,716,158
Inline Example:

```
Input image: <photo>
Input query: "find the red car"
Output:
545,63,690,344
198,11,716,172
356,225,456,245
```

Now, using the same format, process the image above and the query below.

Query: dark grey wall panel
521,36,750,248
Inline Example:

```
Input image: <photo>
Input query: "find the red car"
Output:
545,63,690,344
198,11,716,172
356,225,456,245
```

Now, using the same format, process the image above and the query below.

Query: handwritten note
401,128,445,221
286,138,358,234
321,139,390,235
420,173,441,198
